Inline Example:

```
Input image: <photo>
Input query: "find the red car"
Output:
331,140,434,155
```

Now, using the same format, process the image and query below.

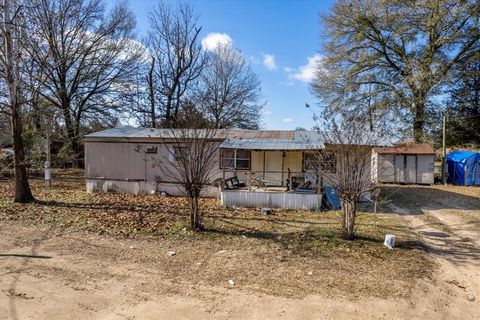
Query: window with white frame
220,149,251,169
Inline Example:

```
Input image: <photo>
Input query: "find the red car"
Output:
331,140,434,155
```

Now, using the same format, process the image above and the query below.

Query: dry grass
0,176,433,299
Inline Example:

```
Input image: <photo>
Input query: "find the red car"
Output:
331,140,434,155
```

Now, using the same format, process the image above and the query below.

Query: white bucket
384,234,396,249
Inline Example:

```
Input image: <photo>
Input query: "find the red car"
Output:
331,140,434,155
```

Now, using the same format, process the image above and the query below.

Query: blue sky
108,0,336,130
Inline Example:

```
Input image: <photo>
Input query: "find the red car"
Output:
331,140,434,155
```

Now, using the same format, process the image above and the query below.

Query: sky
107,0,336,130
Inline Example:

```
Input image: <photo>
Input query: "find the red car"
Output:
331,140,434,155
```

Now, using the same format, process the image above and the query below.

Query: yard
0,174,479,319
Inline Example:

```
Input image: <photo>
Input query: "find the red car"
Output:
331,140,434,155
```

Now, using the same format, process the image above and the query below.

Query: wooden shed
371,144,435,185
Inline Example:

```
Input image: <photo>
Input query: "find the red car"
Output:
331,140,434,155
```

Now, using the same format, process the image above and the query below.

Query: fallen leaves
0,176,434,299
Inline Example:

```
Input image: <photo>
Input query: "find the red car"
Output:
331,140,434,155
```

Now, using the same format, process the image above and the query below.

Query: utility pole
442,112,447,185
45,114,52,187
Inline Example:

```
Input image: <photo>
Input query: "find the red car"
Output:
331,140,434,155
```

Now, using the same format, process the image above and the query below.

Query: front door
264,151,283,186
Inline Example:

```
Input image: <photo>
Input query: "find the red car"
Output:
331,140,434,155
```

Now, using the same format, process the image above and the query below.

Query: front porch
218,148,322,209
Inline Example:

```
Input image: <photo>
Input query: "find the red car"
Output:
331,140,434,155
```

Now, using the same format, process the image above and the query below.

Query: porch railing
221,169,320,191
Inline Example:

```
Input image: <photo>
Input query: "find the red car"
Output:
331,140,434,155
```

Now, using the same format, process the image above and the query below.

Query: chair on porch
224,176,246,189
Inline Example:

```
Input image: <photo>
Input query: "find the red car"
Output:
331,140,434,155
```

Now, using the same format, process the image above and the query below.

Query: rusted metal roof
84,127,324,149
84,127,296,141
373,143,435,155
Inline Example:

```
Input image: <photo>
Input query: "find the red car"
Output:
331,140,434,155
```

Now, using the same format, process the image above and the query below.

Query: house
84,127,328,209
371,143,435,184
84,127,435,209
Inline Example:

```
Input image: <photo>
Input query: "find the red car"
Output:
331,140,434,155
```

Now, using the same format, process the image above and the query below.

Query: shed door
417,155,434,184
379,154,395,183
406,155,417,184
394,155,405,183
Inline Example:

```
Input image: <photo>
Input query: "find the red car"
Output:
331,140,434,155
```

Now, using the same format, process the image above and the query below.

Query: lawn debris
446,279,467,289
384,234,396,249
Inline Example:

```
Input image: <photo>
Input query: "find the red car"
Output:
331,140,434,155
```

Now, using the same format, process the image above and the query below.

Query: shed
371,143,435,184
446,151,480,186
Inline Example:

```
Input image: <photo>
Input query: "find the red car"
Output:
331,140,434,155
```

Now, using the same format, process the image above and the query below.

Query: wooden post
45,118,51,187
287,168,291,190
263,151,266,180
442,113,447,185
233,148,237,177
222,169,226,188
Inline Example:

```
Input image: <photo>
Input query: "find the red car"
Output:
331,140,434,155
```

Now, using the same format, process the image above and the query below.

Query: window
303,151,336,173
220,149,251,170
173,147,186,161
145,146,157,154
303,152,318,171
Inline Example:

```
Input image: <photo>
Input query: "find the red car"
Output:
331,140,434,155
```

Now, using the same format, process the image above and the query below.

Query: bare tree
0,0,35,202
28,0,143,165
196,45,263,129
148,1,205,128
157,128,223,230
147,56,156,128
311,117,387,240
314,0,480,142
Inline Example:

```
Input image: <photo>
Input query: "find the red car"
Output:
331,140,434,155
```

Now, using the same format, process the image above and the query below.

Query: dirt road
0,185,479,319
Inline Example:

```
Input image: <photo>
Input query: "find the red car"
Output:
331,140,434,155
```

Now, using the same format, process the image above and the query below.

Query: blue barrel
323,186,341,210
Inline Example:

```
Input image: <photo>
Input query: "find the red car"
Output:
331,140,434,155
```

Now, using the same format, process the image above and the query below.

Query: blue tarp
446,151,480,186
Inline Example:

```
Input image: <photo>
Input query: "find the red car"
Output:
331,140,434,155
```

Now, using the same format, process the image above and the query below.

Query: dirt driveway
386,185,480,320
0,184,479,320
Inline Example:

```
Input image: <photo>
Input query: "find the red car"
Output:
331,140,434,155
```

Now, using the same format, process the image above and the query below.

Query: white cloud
262,53,277,70
286,54,323,83
283,118,294,123
201,33,233,51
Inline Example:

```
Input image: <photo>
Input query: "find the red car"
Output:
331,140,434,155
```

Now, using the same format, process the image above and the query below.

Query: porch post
222,169,225,188
263,151,266,179
234,148,237,177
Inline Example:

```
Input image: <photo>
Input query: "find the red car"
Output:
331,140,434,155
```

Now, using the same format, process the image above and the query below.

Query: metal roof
84,127,395,150
85,127,298,141
373,143,435,155
85,127,325,150
220,131,324,150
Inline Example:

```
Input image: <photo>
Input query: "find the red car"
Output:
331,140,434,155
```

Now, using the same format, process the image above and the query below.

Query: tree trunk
189,196,201,230
412,89,427,143
413,104,425,143
147,57,156,128
3,0,34,203
11,105,35,203
61,103,82,167
341,199,357,240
